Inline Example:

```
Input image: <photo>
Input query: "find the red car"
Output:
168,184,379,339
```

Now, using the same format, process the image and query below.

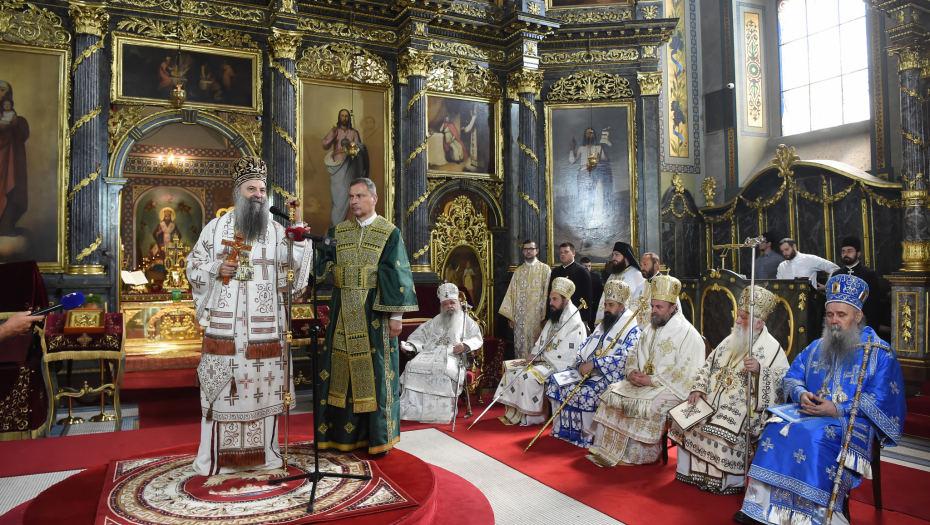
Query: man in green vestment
315,178,418,454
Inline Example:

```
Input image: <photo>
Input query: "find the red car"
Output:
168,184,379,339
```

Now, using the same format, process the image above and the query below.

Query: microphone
269,206,291,221
286,226,338,247
31,292,86,317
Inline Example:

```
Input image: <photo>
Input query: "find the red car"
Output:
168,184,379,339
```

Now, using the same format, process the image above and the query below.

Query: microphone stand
268,207,370,513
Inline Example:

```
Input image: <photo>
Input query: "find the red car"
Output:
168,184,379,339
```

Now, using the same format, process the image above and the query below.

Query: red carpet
904,395,930,439
124,353,200,372
137,395,201,428
119,369,199,404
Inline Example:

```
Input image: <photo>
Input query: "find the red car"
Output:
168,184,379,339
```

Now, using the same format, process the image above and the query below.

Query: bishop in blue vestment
735,275,906,525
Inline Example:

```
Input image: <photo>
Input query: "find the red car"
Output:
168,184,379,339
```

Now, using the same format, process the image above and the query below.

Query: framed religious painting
425,93,502,180
131,186,205,282
545,100,637,265
111,34,262,114
0,42,70,273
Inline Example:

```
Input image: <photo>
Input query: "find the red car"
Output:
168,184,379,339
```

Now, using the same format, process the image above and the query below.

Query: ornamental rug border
93,445,417,525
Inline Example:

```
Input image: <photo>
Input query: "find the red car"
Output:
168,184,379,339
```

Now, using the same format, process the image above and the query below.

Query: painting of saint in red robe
0,80,29,253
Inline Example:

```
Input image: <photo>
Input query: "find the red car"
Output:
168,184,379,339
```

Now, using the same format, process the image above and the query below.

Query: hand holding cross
220,233,252,285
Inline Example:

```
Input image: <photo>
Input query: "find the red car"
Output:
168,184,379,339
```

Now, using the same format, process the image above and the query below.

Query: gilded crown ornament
603,279,632,305
232,156,267,187
826,275,869,312
649,274,681,303
438,282,459,302
738,285,778,320
551,277,576,300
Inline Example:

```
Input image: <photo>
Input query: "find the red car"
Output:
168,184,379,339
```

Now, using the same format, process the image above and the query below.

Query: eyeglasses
522,247,538,251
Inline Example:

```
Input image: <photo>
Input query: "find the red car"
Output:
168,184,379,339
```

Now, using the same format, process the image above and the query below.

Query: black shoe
733,510,762,524
370,450,390,458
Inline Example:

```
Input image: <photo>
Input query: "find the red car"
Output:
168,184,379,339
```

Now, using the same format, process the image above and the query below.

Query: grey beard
818,317,864,368
732,322,762,358
440,308,463,336
233,191,270,242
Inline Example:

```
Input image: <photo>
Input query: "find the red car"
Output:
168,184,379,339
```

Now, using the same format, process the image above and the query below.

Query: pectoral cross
220,233,252,285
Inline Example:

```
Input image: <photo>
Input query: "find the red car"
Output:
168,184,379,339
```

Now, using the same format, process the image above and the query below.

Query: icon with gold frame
65,309,105,334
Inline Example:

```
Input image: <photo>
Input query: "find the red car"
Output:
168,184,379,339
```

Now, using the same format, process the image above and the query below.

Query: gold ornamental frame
110,33,263,114
545,0,634,12
544,99,638,264
424,92,504,182
431,196,494,334
0,42,71,273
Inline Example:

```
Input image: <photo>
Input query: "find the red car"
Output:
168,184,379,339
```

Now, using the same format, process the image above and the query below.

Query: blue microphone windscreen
61,292,85,310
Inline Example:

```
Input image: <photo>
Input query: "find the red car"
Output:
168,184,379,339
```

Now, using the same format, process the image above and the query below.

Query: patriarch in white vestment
499,239,551,359
546,279,641,447
670,285,789,494
398,283,484,424
186,157,311,476
588,274,705,466
496,277,587,426
595,242,645,325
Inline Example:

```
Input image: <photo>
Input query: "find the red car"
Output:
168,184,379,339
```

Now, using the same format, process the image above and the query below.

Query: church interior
2,0,930,523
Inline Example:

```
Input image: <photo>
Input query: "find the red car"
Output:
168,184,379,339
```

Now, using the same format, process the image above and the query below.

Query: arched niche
425,179,504,229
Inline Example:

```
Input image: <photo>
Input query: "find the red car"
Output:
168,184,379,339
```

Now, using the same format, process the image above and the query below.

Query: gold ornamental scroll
329,217,395,413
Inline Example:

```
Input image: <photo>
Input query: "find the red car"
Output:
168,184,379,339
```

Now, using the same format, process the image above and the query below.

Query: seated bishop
587,274,705,467
545,279,642,447
398,283,484,424
734,275,906,525
670,285,790,495
496,277,587,426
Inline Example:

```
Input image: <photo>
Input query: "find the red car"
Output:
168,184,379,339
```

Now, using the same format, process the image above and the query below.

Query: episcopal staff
187,157,312,475
315,178,418,455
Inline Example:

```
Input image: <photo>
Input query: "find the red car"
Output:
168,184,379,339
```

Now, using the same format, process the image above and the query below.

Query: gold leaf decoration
0,0,71,48
541,48,639,65
429,40,505,63
296,42,392,86
297,17,397,44
770,144,801,178
116,17,258,49
637,71,662,96
642,5,659,19
446,2,502,21
76,233,103,262
108,105,144,153
69,3,109,37
109,0,265,23
267,29,301,61
229,113,262,157
426,58,503,99
549,10,632,24
547,70,633,101
431,196,491,319
506,68,543,98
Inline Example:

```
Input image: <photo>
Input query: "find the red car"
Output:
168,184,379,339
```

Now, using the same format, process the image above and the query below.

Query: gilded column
508,69,543,246
398,49,432,270
266,29,301,224
637,71,663,255
67,2,108,274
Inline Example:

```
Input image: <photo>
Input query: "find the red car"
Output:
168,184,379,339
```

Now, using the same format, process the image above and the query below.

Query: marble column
508,69,543,247
67,2,108,274
266,30,301,225
398,49,432,271
638,71,663,256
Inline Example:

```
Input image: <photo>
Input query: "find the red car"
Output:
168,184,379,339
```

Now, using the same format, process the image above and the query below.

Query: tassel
206,403,213,421
246,341,281,359
780,422,791,437
217,448,264,468
203,336,235,356
230,380,237,397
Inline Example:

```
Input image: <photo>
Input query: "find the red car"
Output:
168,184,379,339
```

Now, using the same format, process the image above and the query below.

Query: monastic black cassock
588,268,604,314
549,261,593,327
830,263,881,331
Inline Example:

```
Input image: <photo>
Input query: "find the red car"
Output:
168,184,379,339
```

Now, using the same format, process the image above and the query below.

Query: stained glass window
778,0,869,136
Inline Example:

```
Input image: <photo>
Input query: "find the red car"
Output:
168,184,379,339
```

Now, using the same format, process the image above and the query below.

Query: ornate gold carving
108,105,144,153
485,181,503,204
740,179,787,209
0,367,30,432
297,18,397,44
517,95,538,119
661,173,696,218
527,1,541,15
109,0,265,23
405,190,429,221
549,10,632,24
0,0,71,48
278,0,295,15
859,183,903,208
229,113,262,157
412,243,430,260
269,60,298,92
642,45,658,58
517,139,538,166
267,29,301,61
770,144,800,177
903,129,930,148
701,177,716,206
426,58,503,98
68,164,101,202
116,17,258,49
397,49,433,83
547,70,633,101
407,87,427,116
507,68,543,97
270,182,294,200
72,39,105,74
637,71,662,96
901,85,930,103
642,5,659,19
431,196,492,319
900,295,913,344
901,241,930,271
541,48,639,66
888,46,924,72
426,177,445,193
69,2,108,37
429,40,505,63
518,190,540,216
76,233,103,261
296,42,392,85
788,177,856,204
446,2,502,21
71,105,101,137
526,41,537,56
798,292,807,312
273,122,297,152
406,138,429,169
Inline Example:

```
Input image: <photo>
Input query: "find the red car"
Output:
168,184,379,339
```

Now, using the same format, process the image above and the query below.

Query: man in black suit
579,256,603,313
549,242,593,330
830,237,882,332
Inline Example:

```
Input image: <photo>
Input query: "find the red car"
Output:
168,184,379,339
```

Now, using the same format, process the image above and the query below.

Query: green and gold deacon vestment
315,215,418,453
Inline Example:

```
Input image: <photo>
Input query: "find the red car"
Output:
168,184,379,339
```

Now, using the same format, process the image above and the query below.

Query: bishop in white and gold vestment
499,245,551,359
588,275,704,466
187,157,311,475
399,283,484,424
595,242,645,325
670,285,789,494
497,277,587,426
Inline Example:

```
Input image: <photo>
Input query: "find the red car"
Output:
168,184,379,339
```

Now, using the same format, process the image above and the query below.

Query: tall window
778,0,869,136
